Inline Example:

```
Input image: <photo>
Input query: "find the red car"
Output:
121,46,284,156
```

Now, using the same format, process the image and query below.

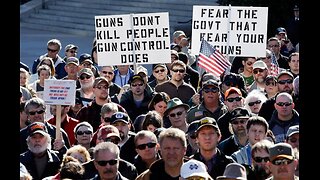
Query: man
216,163,247,180
185,121,199,156
178,51,199,90
180,159,213,180
248,139,273,180
120,74,153,121
20,122,62,180
99,65,121,97
113,65,134,87
231,116,269,166
79,53,99,77
109,112,137,164
76,68,95,107
63,44,78,62
190,117,234,179
266,143,299,180
155,60,196,104
136,65,154,96
20,97,70,154
267,37,290,69
217,87,245,141
268,92,299,143
62,56,81,88
92,142,129,180
259,70,296,122
164,97,190,133
247,61,269,93
218,107,251,156
32,38,67,79
285,125,299,150
136,128,187,180
134,130,161,175
76,76,118,132
187,78,228,123
148,63,169,89
287,52,299,78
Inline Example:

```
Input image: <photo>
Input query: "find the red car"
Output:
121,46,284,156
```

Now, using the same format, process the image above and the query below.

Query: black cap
110,112,130,124
230,107,251,122
128,74,145,84
79,53,93,64
27,122,48,136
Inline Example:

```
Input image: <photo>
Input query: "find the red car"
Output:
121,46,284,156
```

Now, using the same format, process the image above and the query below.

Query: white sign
95,12,171,66
43,79,76,105
192,6,268,57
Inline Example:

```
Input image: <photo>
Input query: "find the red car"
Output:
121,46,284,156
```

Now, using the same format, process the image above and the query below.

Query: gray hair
93,142,120,159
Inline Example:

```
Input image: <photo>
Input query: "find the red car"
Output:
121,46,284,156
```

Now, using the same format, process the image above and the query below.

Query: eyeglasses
29,110,45,115
248,100,262,106
203,87,219,93
172,69,185,73
272,158,293,166
47,48,58,52
266,81,276,86
231,119,246,125
79,75,91,80
226,97,242,103
278,79,293,85
131,83,143,87
96,159,118,166
253,69,265,74
276,102,292,107
102,71,114,75
154,69,165,73
96,85,109,90
76,130,92,135
253,156,270,163
268,44,280,48
169,111,184,118
136,142,157,150
105,137,120,145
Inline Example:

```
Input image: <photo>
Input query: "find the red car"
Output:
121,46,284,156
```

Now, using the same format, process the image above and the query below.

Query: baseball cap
128,74,145,84
65,44,78,52
186,120,199,135
230,107,251,121
164,97,190,117
98,125,121,141
27,122,48,136
180,159,212,179
269,143,294,162
202,79,220,88
277,70,294,80
286,125,299,138
216,163,247,180
137,65,148,77
93,76,109,88
224,87,242,99
276,27,286,34
173,30,186,39
78,68,94,77
252,60,268,70
79,53,93,64
197,117,219,132
110,112,130,124
66,57,79,66
153,63,167,70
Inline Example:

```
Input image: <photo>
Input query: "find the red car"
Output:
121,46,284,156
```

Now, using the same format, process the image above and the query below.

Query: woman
244,89,268,114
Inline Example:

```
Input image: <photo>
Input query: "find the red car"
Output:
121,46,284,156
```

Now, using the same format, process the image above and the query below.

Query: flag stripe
197,40,231,77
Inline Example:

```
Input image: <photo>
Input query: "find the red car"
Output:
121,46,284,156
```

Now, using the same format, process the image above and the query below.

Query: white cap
180,159,211,179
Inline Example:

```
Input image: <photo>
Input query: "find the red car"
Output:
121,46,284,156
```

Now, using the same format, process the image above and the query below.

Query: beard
29,143,48,154
253,164,271,179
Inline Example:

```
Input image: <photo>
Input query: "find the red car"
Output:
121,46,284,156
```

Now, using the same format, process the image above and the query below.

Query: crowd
20,4,299,180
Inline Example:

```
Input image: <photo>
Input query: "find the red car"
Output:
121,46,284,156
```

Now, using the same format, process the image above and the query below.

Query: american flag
198,39,231,77
269,51,280,76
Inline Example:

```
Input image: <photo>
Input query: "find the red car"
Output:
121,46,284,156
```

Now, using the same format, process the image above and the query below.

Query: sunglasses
272,158,293,166
253,156,270,163
169,111,183,118
203,87,219,93
266,81,276,86
96,159,118,166
136,142,157,150
226,97,242,103
248,100,262,106
253,69,265,74
79,75,91,80
102,71,114,75
154,69,165,73
172,69,185,73
96,85,109,90
29,110,45,115
47,48,58,52
231,119,246,125
276,102,292,107
278,79,293,85
268,44,280,48
69,50,77,53
131,83,143,87
76,130,92,135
